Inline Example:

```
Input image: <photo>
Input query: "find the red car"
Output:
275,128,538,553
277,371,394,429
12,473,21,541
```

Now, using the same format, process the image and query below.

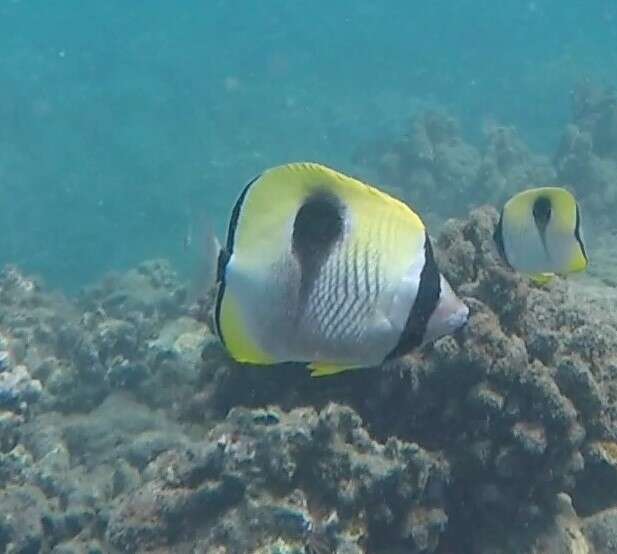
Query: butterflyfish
493,187,588,282
213,162,469,377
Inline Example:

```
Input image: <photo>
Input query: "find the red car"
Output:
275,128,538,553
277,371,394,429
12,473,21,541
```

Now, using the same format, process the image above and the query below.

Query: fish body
214,163,468,376
494,187,588,281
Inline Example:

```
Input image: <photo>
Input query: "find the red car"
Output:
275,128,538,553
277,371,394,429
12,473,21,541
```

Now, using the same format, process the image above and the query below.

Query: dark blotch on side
292,191,344,304
532,195,552,256
386,233,441,360
532,196,552,230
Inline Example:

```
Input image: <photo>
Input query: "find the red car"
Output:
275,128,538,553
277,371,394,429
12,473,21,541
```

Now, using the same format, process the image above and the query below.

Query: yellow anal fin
219,292,275,365
529,272,555,285
568,248,588,273
307,362,363,378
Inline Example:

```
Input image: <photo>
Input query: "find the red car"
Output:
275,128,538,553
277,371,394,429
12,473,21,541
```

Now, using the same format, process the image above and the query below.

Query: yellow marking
219,292,274,365
529,272,555,285
308,361,365,377
544,187,577,233
222,162,430,371
567,247,588,273
503,187,536,222
504,186,577,233
232,161,426,288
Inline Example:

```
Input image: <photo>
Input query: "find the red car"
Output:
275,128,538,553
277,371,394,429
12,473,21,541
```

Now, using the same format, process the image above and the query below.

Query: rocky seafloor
3,86,617,554
1,207,617,554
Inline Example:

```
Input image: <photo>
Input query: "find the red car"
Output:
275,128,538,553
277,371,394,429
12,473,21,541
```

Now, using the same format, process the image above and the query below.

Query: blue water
0,0,615,290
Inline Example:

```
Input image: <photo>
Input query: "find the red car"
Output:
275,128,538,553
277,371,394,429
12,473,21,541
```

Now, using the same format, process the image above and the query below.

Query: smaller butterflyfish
213,162,469,377
493,187,588,282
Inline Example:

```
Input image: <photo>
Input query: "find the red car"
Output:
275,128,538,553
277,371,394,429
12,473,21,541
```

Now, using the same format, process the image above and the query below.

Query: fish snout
423,276,469,344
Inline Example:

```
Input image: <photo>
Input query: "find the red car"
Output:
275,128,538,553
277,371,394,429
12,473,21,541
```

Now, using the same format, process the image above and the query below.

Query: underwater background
1,0,616,290
2,1,617,553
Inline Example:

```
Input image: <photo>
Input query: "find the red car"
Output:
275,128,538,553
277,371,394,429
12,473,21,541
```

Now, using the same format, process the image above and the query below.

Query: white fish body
214,163,469,376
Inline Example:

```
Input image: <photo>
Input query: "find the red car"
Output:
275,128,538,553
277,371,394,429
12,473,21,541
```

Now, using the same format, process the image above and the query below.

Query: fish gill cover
1,1,617,553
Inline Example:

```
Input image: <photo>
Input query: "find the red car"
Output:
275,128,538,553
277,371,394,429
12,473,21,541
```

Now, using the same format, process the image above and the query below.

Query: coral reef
104,404,448,552
353,82,617,227
197,207,617,552
583,506,617,554
1,204,617,552
353,110,555,217
554,82,617,221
